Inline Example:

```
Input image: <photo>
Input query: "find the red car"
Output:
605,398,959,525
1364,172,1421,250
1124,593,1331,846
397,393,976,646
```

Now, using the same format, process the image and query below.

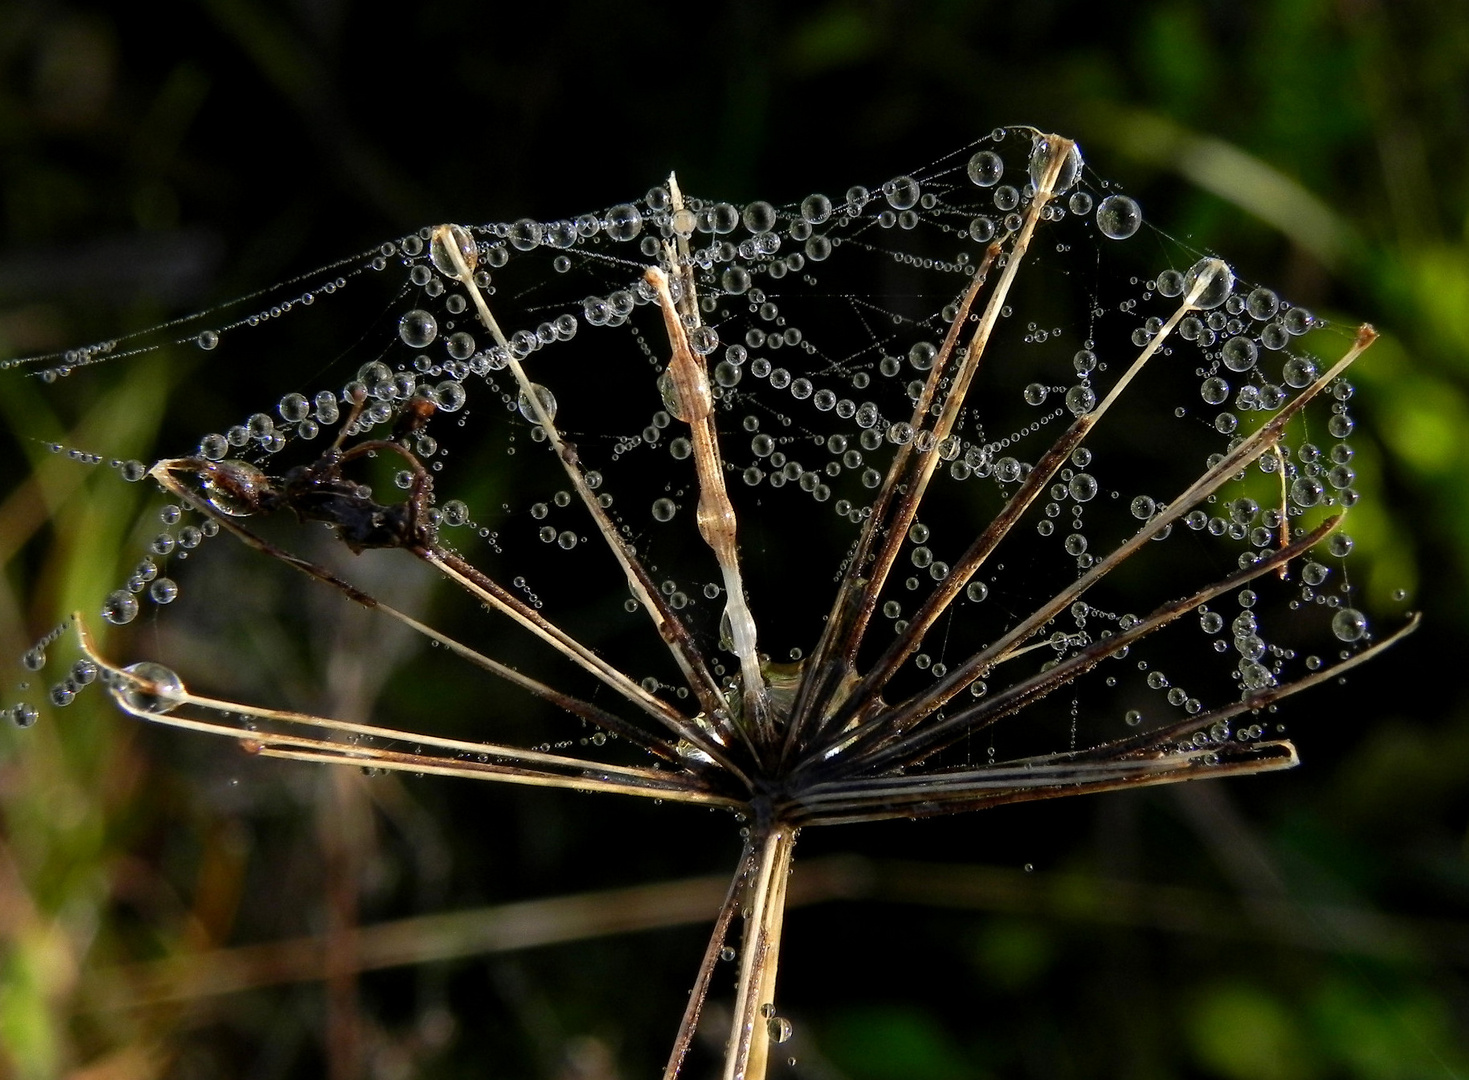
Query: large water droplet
117,661,186,714
517,383,557,423
430,224,477,277
1183,258,1234,309
399,309,438,348
1331,607,1368,642
1095,194,1142,239
604,204,643,242
102,590,139,625
967,149,1003,187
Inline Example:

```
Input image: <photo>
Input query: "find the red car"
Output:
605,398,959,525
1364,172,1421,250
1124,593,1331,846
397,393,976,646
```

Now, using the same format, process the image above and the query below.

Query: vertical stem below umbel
724,821,798,1080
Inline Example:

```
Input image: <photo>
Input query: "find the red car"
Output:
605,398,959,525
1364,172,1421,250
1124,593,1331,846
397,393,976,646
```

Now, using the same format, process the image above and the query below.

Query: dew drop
604,204,643,241
1095,194,1142,239
149,577,179,604
1183,258,1234,309
517,383,557,423
967,150,1003,187
102,590,139,625
1221,336,1258,372
399,309,438,348
117,661,185,714
429,223,477,277
800,193,832,224
883,176,920,210
1331,607,1368,642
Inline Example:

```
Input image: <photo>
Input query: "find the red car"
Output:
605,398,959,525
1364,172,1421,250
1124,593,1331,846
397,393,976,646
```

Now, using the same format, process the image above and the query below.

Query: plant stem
724,819,797,1080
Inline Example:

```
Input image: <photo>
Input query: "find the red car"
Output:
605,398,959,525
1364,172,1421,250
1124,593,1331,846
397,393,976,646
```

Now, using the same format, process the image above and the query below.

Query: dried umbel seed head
7,126,1413,1080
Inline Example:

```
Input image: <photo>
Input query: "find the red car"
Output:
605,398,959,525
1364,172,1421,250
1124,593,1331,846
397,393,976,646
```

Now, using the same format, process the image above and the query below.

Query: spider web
7,126,1382,789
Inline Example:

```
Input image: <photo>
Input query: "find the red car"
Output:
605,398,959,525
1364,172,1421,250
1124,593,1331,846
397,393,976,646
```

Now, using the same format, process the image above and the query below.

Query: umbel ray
16,128,1415,1079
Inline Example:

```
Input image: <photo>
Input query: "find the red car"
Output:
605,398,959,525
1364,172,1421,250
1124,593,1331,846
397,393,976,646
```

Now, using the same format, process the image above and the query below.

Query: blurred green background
0,0,1465,1077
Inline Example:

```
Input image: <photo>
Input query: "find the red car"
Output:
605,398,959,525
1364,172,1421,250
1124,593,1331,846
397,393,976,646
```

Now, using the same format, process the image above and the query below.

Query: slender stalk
74,617,743,807
723,819,797,1080
785,742,1302,826
147,459,695,766
434,227,733,730
646,262,770,747
835,138,1079,673
790,613,1420,825
827,508,1342,774
661,845,750,1080
786,247,997,751
846,259,1229,715
821,323,1379,759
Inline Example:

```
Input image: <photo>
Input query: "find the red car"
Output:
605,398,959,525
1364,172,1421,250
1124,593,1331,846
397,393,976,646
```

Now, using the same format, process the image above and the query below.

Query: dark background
1,1,1466,1078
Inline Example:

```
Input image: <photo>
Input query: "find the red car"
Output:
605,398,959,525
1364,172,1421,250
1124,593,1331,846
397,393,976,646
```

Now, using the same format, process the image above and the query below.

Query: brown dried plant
9,128,1414,1078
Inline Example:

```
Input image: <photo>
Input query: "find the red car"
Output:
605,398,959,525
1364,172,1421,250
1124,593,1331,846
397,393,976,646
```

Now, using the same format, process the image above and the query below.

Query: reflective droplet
1331,607,1368,642
435,380,467,412
800,193,832,224
1065,384,1095,416
1028,135,1083,193
1246,287,1280,321
517,383,557,423
399,309,438,348
690,325,719,355
651,498,677,522
446,331,476,360
1095,194,1142,239
883,176,919,210
967,149,1003,187
908,341,937,371
742,201,776,233
102,590,139,625
202,459,269,516
117,661,185,714
604,204,643,242
1221,336,1258,372
148,577,179,604
429,223,477,277
510,217,543,250
1183,258,1234,309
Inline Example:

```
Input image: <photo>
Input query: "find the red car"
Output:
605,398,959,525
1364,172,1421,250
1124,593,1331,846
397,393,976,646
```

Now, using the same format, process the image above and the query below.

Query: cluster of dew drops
7,128,1381,742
